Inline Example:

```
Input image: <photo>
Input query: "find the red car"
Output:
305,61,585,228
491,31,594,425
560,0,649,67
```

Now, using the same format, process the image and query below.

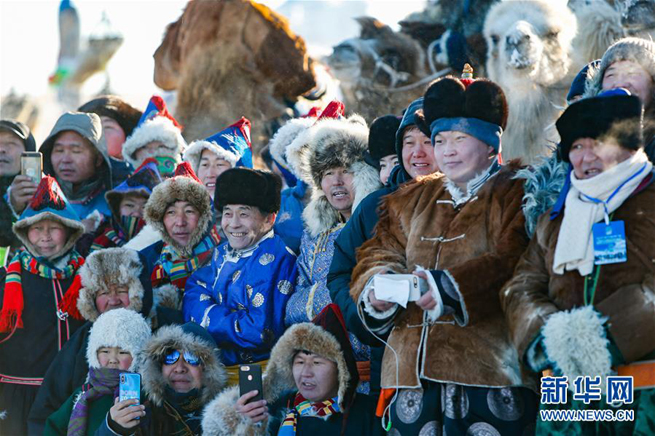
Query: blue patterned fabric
285,226,371,391
274,181,308,254
183,232,298,366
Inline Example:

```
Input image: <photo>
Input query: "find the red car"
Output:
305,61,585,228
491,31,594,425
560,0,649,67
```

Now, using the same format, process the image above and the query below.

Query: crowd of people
0,35,654,436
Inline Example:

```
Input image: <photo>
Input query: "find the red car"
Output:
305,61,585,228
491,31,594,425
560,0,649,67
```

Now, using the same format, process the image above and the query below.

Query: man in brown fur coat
350,75,538,435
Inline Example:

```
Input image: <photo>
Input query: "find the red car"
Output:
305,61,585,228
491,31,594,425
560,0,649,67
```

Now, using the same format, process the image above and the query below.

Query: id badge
592,220,627,265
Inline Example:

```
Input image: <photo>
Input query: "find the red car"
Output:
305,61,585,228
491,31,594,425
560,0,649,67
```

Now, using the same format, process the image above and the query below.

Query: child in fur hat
44,308,151,436
284,113,381,394
203,304,382,436
28,247,154,434
0,176,86,436
90,158,162,252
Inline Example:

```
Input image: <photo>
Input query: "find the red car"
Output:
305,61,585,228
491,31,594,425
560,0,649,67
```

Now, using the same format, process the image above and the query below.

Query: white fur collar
444,158,501,206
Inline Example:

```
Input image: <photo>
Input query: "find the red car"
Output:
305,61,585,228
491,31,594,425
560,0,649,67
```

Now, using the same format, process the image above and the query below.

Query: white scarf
553,150,651,276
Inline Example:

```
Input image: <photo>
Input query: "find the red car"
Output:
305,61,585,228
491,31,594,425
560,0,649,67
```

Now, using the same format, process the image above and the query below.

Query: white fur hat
86,308,152,371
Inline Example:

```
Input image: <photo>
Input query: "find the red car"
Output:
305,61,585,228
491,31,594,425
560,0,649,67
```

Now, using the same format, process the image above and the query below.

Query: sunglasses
163,349,202,367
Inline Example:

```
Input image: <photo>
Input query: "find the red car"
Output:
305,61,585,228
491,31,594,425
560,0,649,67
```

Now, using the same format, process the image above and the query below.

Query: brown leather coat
501,176,655,367
351,162,536,390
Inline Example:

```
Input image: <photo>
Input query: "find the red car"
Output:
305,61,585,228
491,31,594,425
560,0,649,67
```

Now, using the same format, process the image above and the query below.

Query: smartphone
239,364,263,403
21,152,42,183
119,373,141,405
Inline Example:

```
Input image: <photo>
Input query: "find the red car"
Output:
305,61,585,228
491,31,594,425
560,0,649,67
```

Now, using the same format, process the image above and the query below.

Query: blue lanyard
581,163,647,224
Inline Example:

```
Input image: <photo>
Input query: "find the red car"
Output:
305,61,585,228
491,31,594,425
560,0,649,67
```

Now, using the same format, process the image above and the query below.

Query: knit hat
0,119,36,151
76,248,148,322
183,117,253,175
368,115,401,161
78,95,143,137
423,72,508,154
139,322,227,407
144,162,212,257
584,37,655,98
557,89,643,162
298,114,381,237
13,176,85,260
121,96,186,169
40,112,112,190
214,168,282,215
567,60,600,103
86,308,152,370
105,158,162,220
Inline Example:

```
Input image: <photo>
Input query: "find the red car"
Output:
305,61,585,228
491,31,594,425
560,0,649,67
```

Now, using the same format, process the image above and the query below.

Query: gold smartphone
21,152,42,183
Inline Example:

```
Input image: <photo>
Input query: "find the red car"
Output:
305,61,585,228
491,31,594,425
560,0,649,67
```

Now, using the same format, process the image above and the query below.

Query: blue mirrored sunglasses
163,349,202,366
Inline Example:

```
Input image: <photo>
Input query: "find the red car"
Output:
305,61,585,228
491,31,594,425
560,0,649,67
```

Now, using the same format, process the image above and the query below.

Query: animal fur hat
214,168,282,214
76,248,147,322
557,90,643,162
144,162,212,257
78,95,143,137
268,117,315,178
297,115,381,237
201,304,358,435
121,96,186,169
584,37,655,99
139,322,227,407
423,76,508,153
13,176,85,260
368,115,401,161
86,308,152,371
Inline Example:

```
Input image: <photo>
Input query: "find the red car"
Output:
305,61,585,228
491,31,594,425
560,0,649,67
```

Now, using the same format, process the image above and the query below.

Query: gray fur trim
153,283,180,310
13,212,85,261
122,116,186,168
86,309,151,371
301,193,343,238
515,153,568,237
541,306,613,391
285,124,315,184
201,386,269,436
183,140,238,175
77,248,145,322
144,176,213,257
269,117,315,170
139,324,227,407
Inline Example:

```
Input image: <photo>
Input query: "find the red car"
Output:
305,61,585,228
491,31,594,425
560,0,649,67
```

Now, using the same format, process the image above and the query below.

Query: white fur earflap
86,308,151,371
542,306,613,391
183,140,238,175
123,224,162,251
269,117,315,170
285,124,316,184
122,116,187,168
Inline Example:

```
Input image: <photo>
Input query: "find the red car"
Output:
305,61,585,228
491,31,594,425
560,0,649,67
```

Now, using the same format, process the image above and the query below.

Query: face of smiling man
220,204,275,251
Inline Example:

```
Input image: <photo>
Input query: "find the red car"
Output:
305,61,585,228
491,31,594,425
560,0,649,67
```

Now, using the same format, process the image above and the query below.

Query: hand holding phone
20,152,42,183
239,364,263,403
113,373,143,428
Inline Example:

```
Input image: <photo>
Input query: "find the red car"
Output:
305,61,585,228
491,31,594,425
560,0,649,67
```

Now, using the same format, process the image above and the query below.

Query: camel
483,0,579,163
616,0,655,38
153,0,319,145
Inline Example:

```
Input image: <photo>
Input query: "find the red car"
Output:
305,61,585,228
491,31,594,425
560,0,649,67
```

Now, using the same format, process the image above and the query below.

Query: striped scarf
67,366,122,436
151,227,220,290
90,216,144,252
278,393,340,436
0,249,83,333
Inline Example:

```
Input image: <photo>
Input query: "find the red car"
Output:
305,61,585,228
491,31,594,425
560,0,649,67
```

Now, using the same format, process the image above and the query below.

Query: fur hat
201,304,358,435
368,115,401,161
13,176,85,260
78,95,143,137
214,168,282,215
122,96,186,169
105,158,162,220
298,115,381,237
268,117,315,178
0,119,36,151
144,163,212,257
567,60,600,103
183,117,253,175
557,90,643,162
584,37,655,99
76,248,147,322
139,322,227,407
86,308,151,371
423,76,508,152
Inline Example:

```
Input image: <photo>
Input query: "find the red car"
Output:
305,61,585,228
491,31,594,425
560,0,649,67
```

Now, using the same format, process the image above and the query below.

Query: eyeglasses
163,349,202,366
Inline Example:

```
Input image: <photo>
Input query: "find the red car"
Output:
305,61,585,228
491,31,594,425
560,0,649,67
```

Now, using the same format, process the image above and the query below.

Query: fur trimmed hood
139,323,227,407
122,116,187,169
87,308,152,371
268,117,315,175
77,248,145,322
297,116,382,237
144,175,213,257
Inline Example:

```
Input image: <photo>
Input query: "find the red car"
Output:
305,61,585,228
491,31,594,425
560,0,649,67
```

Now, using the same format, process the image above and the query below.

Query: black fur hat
78,95,143,137
557,92,643,162
214,168,282,214
423,77,509,129
368,115,401,160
